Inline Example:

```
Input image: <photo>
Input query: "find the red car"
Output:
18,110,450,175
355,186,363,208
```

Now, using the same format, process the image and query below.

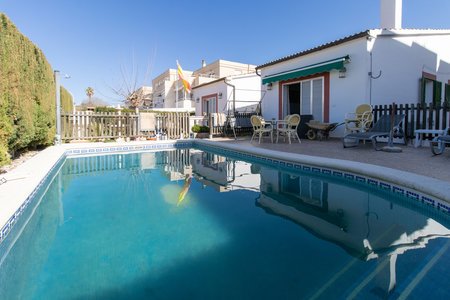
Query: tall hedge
0,13,72,166
61,86,73,113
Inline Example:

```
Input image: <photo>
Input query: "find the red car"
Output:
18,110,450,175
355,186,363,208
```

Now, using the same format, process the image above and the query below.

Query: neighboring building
192,59,256,86
151,59,259,113
192,73,261,118
256,0,450,136
151,68,194,111
191,60,259,117
134,86,153,108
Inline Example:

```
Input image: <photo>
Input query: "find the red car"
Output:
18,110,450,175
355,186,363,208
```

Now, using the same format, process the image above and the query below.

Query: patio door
202,95,217,115
284,77,324,121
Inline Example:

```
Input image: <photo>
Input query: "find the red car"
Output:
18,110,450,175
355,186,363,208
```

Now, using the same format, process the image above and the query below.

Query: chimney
380,0,402,29
201,60,206,67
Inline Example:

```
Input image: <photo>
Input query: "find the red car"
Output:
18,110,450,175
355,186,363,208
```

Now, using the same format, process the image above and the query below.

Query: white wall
193,74,261,116
259,30,450,137
193,81,227,116
226,74,261,113
260,37,370,132
371,31,450,105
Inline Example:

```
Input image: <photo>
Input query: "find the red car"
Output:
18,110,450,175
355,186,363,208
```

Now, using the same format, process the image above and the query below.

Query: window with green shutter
420,73,442,105
445,83,450,105
433,80,442,105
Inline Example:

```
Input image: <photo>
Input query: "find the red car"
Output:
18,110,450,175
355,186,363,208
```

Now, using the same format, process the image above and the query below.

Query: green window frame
445,83,450,105
420,74,442,105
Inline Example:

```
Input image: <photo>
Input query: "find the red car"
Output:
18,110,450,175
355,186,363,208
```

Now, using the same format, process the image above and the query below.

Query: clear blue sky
2,0,450,105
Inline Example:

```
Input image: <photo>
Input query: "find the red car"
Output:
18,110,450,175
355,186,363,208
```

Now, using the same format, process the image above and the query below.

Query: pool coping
1,139,449,245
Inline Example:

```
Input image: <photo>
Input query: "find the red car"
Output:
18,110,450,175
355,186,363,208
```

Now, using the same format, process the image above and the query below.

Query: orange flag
176,60,192,93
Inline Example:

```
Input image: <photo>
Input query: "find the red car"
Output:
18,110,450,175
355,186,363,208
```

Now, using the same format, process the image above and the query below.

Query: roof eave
256,30,370,70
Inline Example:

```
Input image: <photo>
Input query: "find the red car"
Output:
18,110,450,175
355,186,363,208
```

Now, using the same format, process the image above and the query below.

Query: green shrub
191,124,201,133
95,106,117,113
0,13,62,165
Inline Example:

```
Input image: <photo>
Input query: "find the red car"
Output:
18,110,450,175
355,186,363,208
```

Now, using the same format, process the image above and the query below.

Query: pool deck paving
215,137,450,183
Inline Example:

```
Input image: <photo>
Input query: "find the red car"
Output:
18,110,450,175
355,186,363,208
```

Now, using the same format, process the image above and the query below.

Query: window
202,95,217,115
284,77,324,122
420,72,442,105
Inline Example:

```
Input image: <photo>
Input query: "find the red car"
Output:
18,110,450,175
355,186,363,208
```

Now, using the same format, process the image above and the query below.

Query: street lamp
54,70,71,145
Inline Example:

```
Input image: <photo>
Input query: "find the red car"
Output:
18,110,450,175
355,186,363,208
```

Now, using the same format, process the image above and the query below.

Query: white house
192,73,261,117
257,0,450,136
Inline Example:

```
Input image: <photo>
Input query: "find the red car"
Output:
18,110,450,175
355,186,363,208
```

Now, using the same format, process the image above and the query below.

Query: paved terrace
214,137,450,183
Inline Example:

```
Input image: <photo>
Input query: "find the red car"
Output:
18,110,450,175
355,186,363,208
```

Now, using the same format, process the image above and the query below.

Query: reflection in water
191,150,260,192
256,165,450,297
1,150,449,299
177,174,193,206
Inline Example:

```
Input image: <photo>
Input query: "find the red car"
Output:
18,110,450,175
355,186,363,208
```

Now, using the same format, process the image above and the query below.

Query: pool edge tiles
0,140,192,246
193,139,450,214
64,140,193,156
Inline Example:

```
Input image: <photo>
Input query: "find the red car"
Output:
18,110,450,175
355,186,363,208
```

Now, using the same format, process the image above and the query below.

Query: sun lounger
343,114,406,150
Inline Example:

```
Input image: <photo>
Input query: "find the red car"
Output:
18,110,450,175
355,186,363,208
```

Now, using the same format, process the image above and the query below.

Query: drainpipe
255,68,263,115
224,78,236,115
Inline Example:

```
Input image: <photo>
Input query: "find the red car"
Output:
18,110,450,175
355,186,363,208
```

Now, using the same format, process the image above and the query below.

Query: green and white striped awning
262,55,350,84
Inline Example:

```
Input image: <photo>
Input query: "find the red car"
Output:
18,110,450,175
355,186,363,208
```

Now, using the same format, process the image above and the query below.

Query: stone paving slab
214,137,450,182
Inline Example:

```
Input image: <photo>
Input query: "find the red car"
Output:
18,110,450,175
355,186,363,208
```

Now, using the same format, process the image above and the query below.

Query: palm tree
85,87,94,106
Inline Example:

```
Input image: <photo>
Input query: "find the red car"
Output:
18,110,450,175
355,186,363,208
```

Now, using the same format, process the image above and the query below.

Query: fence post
209,113,213,139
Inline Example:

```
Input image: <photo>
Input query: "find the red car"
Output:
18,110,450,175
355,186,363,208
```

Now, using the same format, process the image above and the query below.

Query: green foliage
0,13,56,165
191,124,201,133
60,86,73,113
95,106,117,113
191,124,209,133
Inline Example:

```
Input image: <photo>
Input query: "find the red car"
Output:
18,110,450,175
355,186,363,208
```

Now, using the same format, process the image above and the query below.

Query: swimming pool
0,147,449,299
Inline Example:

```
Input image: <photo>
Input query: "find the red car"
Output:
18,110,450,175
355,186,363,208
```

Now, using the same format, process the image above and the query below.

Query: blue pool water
0,149,449,299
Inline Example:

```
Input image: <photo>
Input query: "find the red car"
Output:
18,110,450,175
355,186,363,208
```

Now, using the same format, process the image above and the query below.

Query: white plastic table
414,129,446,148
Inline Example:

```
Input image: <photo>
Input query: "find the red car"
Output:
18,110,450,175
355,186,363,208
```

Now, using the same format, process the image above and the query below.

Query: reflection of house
257,166,450,296
141,149,193,181
190,151,260,192
160,149,192,181
257,0,450,136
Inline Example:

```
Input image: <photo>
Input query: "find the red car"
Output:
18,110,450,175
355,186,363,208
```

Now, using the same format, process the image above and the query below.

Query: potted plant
191,124,210,138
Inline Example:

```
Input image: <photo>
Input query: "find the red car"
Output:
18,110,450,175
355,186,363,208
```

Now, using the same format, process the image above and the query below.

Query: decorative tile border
65,141,193,156
196,142,450,215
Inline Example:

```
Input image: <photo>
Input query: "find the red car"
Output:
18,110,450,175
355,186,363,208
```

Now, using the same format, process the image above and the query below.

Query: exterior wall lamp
196,97,200,103
266,82,273,90
339,67,347,78
218,92,223,99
